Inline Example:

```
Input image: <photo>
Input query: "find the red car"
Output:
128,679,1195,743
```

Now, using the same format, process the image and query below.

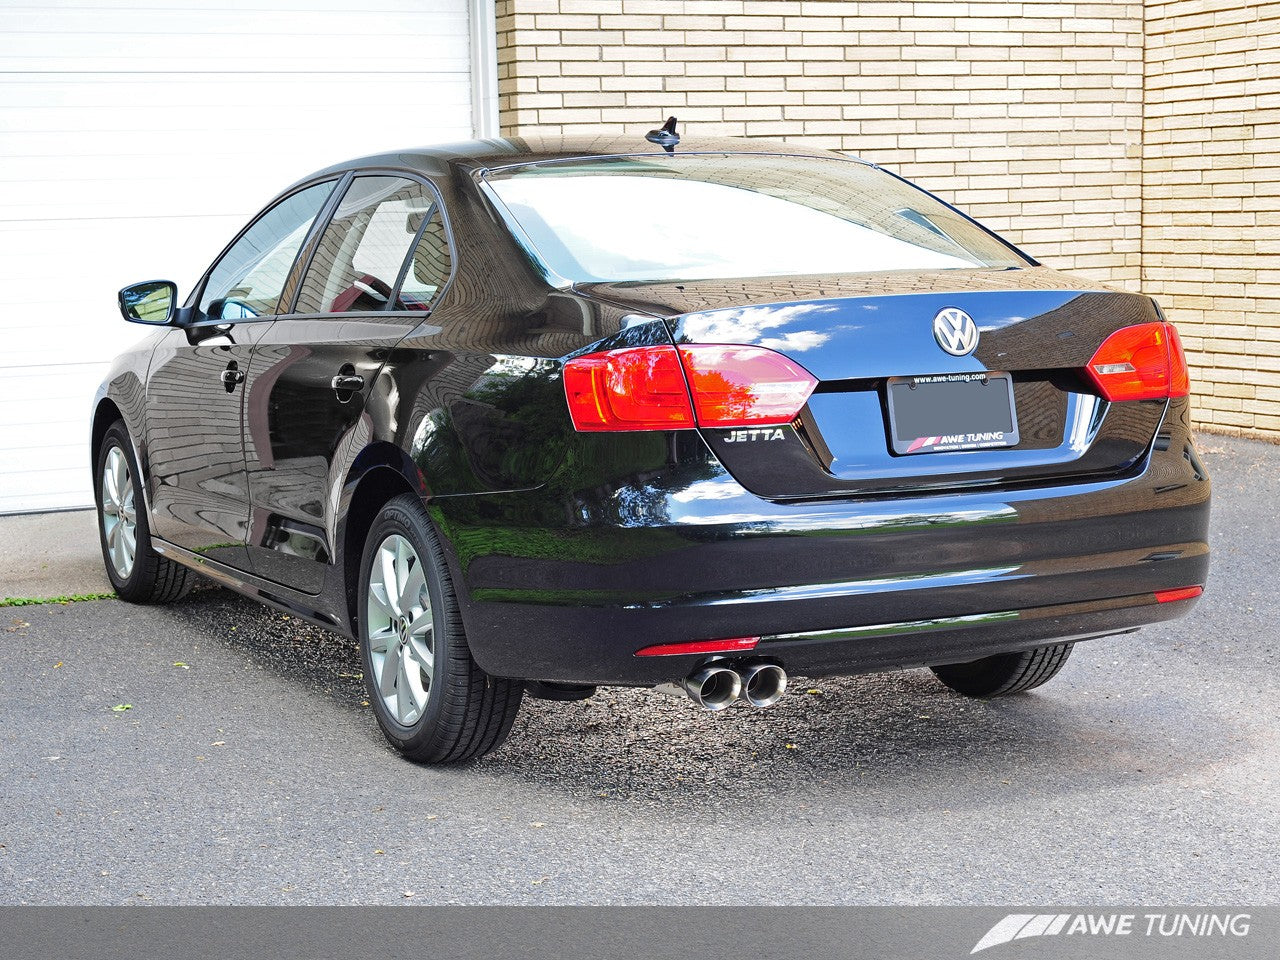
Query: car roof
301,133,865,182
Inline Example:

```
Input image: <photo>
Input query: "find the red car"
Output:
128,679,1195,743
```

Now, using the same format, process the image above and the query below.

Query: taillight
563,343,817,432
563,346,695,431
677,345,818,427
1166,323,1191,397
1085,321,1191,402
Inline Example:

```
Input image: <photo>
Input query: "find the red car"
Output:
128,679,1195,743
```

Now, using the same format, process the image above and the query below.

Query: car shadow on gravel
167,584,368,708
165,585,1244,812
481,671,1234,810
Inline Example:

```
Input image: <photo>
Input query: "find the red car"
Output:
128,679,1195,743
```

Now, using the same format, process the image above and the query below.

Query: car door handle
331,373,364,392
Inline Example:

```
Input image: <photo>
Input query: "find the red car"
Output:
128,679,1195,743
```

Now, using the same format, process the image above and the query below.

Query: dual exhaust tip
679,661,788,711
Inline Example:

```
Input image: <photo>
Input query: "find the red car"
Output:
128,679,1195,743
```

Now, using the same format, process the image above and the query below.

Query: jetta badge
933,307,979,356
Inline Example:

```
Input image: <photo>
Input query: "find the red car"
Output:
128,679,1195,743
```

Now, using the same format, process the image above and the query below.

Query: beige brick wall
1143,1,1280,435
495,0,1275,436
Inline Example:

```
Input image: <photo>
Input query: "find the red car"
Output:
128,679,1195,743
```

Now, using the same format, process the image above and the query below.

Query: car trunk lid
576,268,1170,499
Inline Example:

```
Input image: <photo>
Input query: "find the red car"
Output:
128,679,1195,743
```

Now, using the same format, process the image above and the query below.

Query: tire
95,421,193,604
358,493,522,763
930,642,1074,698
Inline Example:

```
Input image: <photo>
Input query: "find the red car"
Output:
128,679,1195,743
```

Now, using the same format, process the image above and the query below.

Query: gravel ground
0,433,1277,904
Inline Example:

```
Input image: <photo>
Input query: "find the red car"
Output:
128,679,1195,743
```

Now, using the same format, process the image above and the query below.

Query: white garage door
0,0,481,513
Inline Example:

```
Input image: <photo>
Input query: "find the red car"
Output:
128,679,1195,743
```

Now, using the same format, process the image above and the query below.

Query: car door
143,180,339,567
240,174,453,593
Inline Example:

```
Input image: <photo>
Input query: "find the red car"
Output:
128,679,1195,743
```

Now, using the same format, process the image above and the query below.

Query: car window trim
276,171,356,317
877,165,1040,268
387,198,442,309
471,168,574,291
186,176,347,327
283,168,458,320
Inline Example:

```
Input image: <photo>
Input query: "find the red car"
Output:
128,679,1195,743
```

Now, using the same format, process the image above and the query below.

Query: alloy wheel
366,533,436,726
100,445,137,579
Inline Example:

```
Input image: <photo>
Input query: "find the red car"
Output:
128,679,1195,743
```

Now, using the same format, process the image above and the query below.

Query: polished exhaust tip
681,664,742,712
740,662,787,708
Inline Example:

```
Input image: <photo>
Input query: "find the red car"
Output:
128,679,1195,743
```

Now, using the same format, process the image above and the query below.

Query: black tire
930,642,1074,697
358,493,522,764
95,421,193,604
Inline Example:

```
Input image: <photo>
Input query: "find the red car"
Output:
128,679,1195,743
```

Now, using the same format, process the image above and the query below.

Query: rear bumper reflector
634,636,760,658
1154,585,1203,603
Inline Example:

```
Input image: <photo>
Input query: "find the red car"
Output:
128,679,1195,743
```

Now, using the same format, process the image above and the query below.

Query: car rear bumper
432,409,1210,685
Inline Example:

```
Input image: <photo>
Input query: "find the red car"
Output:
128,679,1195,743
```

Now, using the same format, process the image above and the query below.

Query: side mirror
118,280,178,326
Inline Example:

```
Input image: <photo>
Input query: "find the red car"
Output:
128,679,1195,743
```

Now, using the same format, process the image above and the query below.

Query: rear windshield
483,153,1029,283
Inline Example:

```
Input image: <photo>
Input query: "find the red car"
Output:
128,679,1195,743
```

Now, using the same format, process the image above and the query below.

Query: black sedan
94,129,1210,763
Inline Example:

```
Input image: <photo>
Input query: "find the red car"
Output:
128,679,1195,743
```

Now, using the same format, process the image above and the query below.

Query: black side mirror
118,280,178,326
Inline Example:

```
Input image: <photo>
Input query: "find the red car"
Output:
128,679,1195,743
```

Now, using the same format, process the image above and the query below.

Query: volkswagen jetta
93,130,1210,763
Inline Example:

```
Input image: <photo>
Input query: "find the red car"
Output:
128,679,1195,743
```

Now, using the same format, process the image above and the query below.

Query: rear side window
199,180,335,320
295,176,450,314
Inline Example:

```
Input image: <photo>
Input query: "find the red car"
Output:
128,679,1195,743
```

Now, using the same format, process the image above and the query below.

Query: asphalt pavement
1,433,1277,904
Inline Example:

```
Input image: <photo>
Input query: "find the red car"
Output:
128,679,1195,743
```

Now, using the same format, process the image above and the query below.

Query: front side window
484,154,1030,283
199,181,335,320
295,176,450,314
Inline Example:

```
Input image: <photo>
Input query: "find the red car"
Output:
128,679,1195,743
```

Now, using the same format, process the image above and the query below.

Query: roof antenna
645,116,679,153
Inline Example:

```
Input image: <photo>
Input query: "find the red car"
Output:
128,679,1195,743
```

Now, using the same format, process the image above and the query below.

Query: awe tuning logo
970,913,1252,954
971,914,1072,953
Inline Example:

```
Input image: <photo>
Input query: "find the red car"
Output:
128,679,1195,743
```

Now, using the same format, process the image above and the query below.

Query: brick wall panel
1143,0,1280,436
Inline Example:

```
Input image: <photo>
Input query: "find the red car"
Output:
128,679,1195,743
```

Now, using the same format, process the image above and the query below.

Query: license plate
886,372,1019,455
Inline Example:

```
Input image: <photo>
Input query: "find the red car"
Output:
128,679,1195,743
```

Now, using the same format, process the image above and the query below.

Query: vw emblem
933,307,979,356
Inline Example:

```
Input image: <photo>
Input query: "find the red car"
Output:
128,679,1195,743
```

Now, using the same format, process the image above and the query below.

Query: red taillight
1166,323,1191,397
1086,321,1191,402
1155,585,1202,604
634,636,760,657
563,346,695,431
678,345,818,427
563,343,817,432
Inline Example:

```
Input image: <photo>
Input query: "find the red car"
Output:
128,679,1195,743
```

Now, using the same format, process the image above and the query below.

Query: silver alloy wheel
366,533,436,726
100,445,138,580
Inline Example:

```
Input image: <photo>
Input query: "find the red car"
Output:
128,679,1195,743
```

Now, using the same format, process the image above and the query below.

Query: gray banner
0,906,1272,960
